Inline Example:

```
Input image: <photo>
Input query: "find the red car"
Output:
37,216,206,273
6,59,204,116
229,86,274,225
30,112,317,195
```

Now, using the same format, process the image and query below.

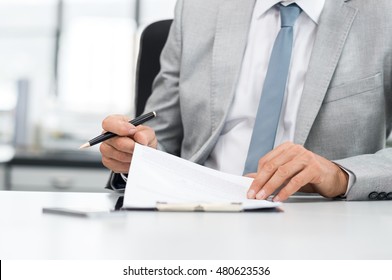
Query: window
0,0,176,151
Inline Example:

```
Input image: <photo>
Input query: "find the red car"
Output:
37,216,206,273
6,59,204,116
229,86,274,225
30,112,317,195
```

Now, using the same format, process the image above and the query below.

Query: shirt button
368,192,378,200
377,192,387,200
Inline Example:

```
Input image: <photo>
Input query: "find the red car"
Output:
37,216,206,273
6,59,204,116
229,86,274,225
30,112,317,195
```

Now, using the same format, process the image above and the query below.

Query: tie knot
279,3,302,28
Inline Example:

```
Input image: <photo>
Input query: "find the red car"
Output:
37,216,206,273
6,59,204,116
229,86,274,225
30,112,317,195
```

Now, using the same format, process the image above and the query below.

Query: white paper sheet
123,143,280,210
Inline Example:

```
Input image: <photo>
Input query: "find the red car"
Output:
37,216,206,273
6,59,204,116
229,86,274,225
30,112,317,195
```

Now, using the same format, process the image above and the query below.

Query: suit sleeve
141,0,185,157
106,0,185,191
335,147,392,201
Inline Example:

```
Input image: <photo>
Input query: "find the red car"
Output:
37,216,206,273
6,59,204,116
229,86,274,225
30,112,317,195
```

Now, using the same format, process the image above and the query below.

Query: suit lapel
294,0,358,145
211,0,256,132
191,0,255,163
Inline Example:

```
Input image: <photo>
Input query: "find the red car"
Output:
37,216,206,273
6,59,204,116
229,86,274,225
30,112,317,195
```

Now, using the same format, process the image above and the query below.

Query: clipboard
118,198,282,213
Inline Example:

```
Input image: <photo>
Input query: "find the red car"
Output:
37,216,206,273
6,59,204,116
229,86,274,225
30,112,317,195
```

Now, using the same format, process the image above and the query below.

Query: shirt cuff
337,165,356,198
105,172,126,193
120,173,128,183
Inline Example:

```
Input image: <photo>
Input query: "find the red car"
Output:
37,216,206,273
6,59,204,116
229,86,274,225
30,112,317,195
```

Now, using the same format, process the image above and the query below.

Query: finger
100,142,133,163
133,125,158,148
102,156,131,174
247,144,304,199
273,166,317,202
298,184,315,193
247,168,276,199
255,159,308,200
246,144,292,198
244,173,257,179
256,141,295,172
104,136,136,154
102,115,136,136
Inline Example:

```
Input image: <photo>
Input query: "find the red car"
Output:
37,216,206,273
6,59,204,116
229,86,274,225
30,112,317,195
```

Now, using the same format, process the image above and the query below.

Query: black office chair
106,19,173,191
135,19,173,116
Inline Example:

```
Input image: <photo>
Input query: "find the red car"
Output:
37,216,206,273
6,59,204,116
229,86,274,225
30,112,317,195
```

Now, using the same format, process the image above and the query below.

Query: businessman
100,0,392,201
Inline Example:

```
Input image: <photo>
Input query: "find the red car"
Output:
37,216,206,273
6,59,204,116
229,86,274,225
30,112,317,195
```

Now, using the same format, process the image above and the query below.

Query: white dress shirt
204,0,325,174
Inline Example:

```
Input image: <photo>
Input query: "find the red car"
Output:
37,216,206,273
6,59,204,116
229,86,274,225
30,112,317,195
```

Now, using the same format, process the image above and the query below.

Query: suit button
386,192,392,200
377,192,387,200
368,192,378,200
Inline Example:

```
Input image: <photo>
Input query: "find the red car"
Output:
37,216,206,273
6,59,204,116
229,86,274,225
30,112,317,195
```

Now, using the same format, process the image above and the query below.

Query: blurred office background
0,0,176,192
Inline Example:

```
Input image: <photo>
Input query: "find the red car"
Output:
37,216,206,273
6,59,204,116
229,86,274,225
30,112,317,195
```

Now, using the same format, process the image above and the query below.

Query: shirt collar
255,0,325,24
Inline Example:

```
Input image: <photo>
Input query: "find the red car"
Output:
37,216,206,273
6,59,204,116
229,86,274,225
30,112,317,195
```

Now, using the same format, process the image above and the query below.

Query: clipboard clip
156,202,243,212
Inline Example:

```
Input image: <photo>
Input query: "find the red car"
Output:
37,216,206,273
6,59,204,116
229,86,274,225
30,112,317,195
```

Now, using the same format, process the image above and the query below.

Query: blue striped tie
243,4,302,174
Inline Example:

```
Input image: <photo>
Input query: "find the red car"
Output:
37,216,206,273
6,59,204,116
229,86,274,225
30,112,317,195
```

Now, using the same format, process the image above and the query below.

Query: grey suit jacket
137,0,392,200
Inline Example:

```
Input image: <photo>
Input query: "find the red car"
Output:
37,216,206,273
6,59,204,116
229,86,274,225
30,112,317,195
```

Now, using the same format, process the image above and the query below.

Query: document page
123,144,280,210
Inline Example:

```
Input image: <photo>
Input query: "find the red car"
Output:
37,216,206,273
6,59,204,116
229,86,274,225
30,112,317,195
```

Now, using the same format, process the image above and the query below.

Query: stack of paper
123,144,280,211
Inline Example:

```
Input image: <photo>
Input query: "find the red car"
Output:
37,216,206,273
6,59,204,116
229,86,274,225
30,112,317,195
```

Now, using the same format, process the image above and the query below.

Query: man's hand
246,142,348,202
99,114,158,173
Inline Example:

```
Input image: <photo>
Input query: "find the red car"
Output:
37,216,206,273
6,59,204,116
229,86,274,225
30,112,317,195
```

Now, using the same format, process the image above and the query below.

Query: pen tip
79,142,90,149
153,111,157,117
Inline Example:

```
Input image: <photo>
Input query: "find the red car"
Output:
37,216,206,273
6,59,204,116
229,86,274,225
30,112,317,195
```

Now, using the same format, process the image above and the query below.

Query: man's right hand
99,114,158,173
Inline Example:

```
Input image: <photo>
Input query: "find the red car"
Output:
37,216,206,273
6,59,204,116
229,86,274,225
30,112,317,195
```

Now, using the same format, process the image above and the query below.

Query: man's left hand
246,142,349,202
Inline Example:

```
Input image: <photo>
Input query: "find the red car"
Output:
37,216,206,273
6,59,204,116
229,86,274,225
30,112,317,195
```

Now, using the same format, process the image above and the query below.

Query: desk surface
0,191,391,260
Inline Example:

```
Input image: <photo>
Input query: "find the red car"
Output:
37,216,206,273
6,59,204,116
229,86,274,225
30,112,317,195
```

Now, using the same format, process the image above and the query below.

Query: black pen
79,111,156,149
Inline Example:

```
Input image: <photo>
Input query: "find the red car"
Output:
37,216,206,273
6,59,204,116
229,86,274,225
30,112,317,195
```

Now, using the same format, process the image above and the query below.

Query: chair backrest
135,19,173,116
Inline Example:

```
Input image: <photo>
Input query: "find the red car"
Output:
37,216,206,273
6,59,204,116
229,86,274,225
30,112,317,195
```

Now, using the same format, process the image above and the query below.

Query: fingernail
256,189,266,200
128,126,136,134
247,190,256,199
273,195,281,202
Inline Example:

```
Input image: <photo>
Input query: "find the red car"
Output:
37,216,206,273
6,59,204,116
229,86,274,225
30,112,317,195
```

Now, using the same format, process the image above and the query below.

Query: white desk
0,190,391,259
